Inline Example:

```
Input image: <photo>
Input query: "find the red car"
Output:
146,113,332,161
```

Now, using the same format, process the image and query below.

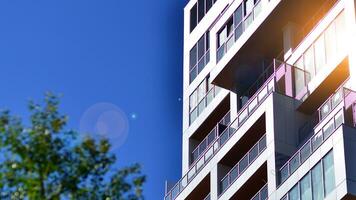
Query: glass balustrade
251,184,268,200
165,60,288,200
219,135,267,195
279,108,345,185
191,112,231,165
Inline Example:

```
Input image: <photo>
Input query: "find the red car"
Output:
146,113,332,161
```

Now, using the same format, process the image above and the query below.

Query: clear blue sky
0,0,186,199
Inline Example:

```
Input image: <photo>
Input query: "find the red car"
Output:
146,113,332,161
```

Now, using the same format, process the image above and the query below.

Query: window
190,4,198,32
289,184,299,200
285,151,336,200
198,36,206,61
314,34,326,73
189,32,210,83
244,0,255,15
335,12,346,53
189,76,220,124
304,46,315,78
190,45,198,70
325,23,336,64
312,162,323,200
198,0,205,22
190,90,198,110
323,151,335,196
218,18,233,47
190,0,218,32
300,173,312,200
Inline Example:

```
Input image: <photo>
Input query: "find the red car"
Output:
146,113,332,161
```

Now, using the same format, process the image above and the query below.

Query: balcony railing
278,108,344,185
298,85,346,142
217,0,263,62
251,184,268,200
219,135,267,195
165,60,288,200
279,87,356,185
189,84,222,125
190,49,210,83
191,111,231,165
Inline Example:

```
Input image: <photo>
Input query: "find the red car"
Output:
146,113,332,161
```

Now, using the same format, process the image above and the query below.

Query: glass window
198,35,206,60
227,18,234,37
323,151,335,196
325,23,336,64
335,12,346,53
198,0,205,22
289,184,300,200
218,26,227,47
190,4,198,32
294,67,306,97
234,5,243,27
206,0,213,13
300,173,312,200
206,32,210,50
314,34,326,73
207,76,213,91
190,90,198,110
312,162,324,200
190,45,197,69
245,0,255,15
198,80,207,102
304,46,315,78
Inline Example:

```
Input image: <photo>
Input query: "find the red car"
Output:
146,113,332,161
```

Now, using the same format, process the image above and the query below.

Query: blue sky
0,0,185,199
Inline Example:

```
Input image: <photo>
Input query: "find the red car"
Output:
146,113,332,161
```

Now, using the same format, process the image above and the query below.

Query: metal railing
298,85,346,142
189,84,222,125
279,87,356,185
251,184,268,200
190,111,231,165
190,49,210,83
219,135,267,195
217,0,263,62
279,109,344,185
165,60,287,200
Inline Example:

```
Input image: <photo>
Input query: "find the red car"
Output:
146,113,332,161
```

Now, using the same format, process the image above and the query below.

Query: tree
0,93,145,200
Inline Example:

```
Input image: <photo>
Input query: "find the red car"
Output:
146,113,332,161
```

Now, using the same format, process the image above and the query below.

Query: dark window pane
190,4,197,32
198,36,205,60
227,18,234,36
190,45,197,69
323,151,335,196
198,0,205,22
312,162,323,200
234,5,243,27
206,32,210,50
206,0,212,13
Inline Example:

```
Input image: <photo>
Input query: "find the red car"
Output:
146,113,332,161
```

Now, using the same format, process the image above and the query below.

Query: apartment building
165,0,356,199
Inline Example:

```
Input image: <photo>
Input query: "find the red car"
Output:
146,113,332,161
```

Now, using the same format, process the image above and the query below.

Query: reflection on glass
312,162,323,200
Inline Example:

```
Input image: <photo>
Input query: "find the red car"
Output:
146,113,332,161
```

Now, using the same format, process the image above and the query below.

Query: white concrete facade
166,0,356,199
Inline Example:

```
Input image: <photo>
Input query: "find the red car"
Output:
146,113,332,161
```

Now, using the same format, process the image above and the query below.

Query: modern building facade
165,0,356,199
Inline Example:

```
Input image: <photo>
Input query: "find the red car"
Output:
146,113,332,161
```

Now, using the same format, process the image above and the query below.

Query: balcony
251,184,268,200
216,0,263,63
278,88,356,185
219,135,267,195
212,0,338,92
191,111,231,165
189,82,222,125
165,60,294,200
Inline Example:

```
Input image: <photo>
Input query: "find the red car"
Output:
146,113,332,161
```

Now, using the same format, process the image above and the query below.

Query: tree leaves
0,93,145,200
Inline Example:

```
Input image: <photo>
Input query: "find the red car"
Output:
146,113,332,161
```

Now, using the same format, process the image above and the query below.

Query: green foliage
0,93,145,200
